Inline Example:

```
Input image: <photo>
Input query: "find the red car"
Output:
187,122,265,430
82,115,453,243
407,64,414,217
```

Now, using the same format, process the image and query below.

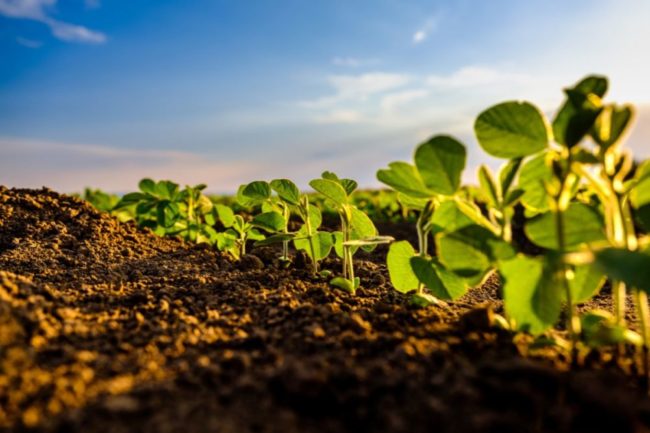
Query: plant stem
281,205,289,261
341,212,350,280
500,206,512,243
554,204,579,363
635,290,650,390
303,198,319,274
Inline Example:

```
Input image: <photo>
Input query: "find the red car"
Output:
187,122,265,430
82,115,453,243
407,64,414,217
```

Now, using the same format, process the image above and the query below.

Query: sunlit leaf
414,135,467,195
386,241,419,293
524,202,606,250
499,255,563,335
475,101,549,158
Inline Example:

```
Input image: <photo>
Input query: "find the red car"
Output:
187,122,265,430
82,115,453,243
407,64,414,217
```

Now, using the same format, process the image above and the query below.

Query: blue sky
1,0,649,192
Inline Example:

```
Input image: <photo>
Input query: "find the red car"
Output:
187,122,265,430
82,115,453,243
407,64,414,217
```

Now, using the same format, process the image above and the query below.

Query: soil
1,186,650,433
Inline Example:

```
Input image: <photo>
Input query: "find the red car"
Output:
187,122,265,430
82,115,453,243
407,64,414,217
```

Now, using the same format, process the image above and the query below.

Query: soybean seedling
377,135,495,306
212,203,267,260
239,179,334,274
237,180,292,261
309,171,392,294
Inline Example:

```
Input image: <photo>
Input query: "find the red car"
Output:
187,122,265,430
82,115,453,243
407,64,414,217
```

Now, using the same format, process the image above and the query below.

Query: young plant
237,180,293,261
114,179,218,244
476,159,524,243
238,179,334,274
377,135,494,306
309,172,392,294
470,76,650,364
212,203,267,260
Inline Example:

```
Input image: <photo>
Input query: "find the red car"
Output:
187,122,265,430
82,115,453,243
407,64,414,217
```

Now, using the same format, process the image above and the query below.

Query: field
2,75,650,432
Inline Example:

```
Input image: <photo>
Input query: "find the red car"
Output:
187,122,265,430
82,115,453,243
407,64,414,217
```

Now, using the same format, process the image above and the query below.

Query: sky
1,0,649,193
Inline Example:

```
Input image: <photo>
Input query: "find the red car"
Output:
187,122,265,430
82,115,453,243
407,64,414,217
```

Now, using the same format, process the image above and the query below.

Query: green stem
554,205,579,362
303,198,319,274
636,290,650,390
341,213,349,280
281,205,289,261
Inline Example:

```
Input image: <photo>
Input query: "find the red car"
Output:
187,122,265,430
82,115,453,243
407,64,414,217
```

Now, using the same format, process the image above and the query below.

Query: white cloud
313,109,364,124
427,66,534,89
380,89,429,113
15,36,42,48
412,16,438,44
332,57,379,67
412,31,426,44
0,0,106,44
300,72,411,109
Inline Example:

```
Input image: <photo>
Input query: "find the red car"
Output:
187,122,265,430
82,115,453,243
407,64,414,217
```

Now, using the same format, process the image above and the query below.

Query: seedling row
84,75,650,379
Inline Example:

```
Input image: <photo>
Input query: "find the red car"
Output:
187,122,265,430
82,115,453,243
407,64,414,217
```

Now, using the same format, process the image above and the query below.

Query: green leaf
157,201,180,228
499,255,563,335
330,277,358,294
552,75,607,148
414,135,467,196
570,263,605,303
503,189,525,207
519,153,552,213
397,193,429,211
270,179,301,205
155,180,179,200
340,179,358,196
241,181,272,202
251,211,286,233
474,101,549,159
138,178,157,195
410,257,467,300
430,200,479,234
248,228,266,241
332,231,345,258
306,203,323,229
253,233,295,247
114,192,145,209
636,205,650,232
386,241,419,294
581,310,639,348
377,162,432,198
595,248,650,293
591,104,634,150
294,230,333,261
350,207,377,237
499,158,523,197
524,202,605,250
236,185,255,207
478,165,500,207
436,225,514,281
214,203,236,228
631,160,650,209
309,178,348,206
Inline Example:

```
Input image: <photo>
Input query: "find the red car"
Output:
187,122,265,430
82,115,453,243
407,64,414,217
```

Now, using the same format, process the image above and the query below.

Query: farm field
2,75,650,432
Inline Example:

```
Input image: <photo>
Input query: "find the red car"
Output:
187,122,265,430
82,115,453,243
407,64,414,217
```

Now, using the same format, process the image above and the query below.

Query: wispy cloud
380,89,429,113
84,0,100,9
15,36,42,48
313,109,364,124
412,16,438,44
300,72,411,109
331,57,379,68
426,66,534,89
0,0,106,44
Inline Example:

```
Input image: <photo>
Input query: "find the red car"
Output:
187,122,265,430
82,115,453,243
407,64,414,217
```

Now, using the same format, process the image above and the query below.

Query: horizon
1,0,649,194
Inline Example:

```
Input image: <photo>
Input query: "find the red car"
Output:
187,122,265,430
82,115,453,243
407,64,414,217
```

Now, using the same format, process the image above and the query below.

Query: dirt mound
1,187,650,433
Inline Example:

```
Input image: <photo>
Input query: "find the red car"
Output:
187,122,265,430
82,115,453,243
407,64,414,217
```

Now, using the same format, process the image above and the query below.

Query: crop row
84,75,650,374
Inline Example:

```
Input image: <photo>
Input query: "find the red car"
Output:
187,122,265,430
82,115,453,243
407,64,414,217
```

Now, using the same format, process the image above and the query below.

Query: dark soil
1,186,650,433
